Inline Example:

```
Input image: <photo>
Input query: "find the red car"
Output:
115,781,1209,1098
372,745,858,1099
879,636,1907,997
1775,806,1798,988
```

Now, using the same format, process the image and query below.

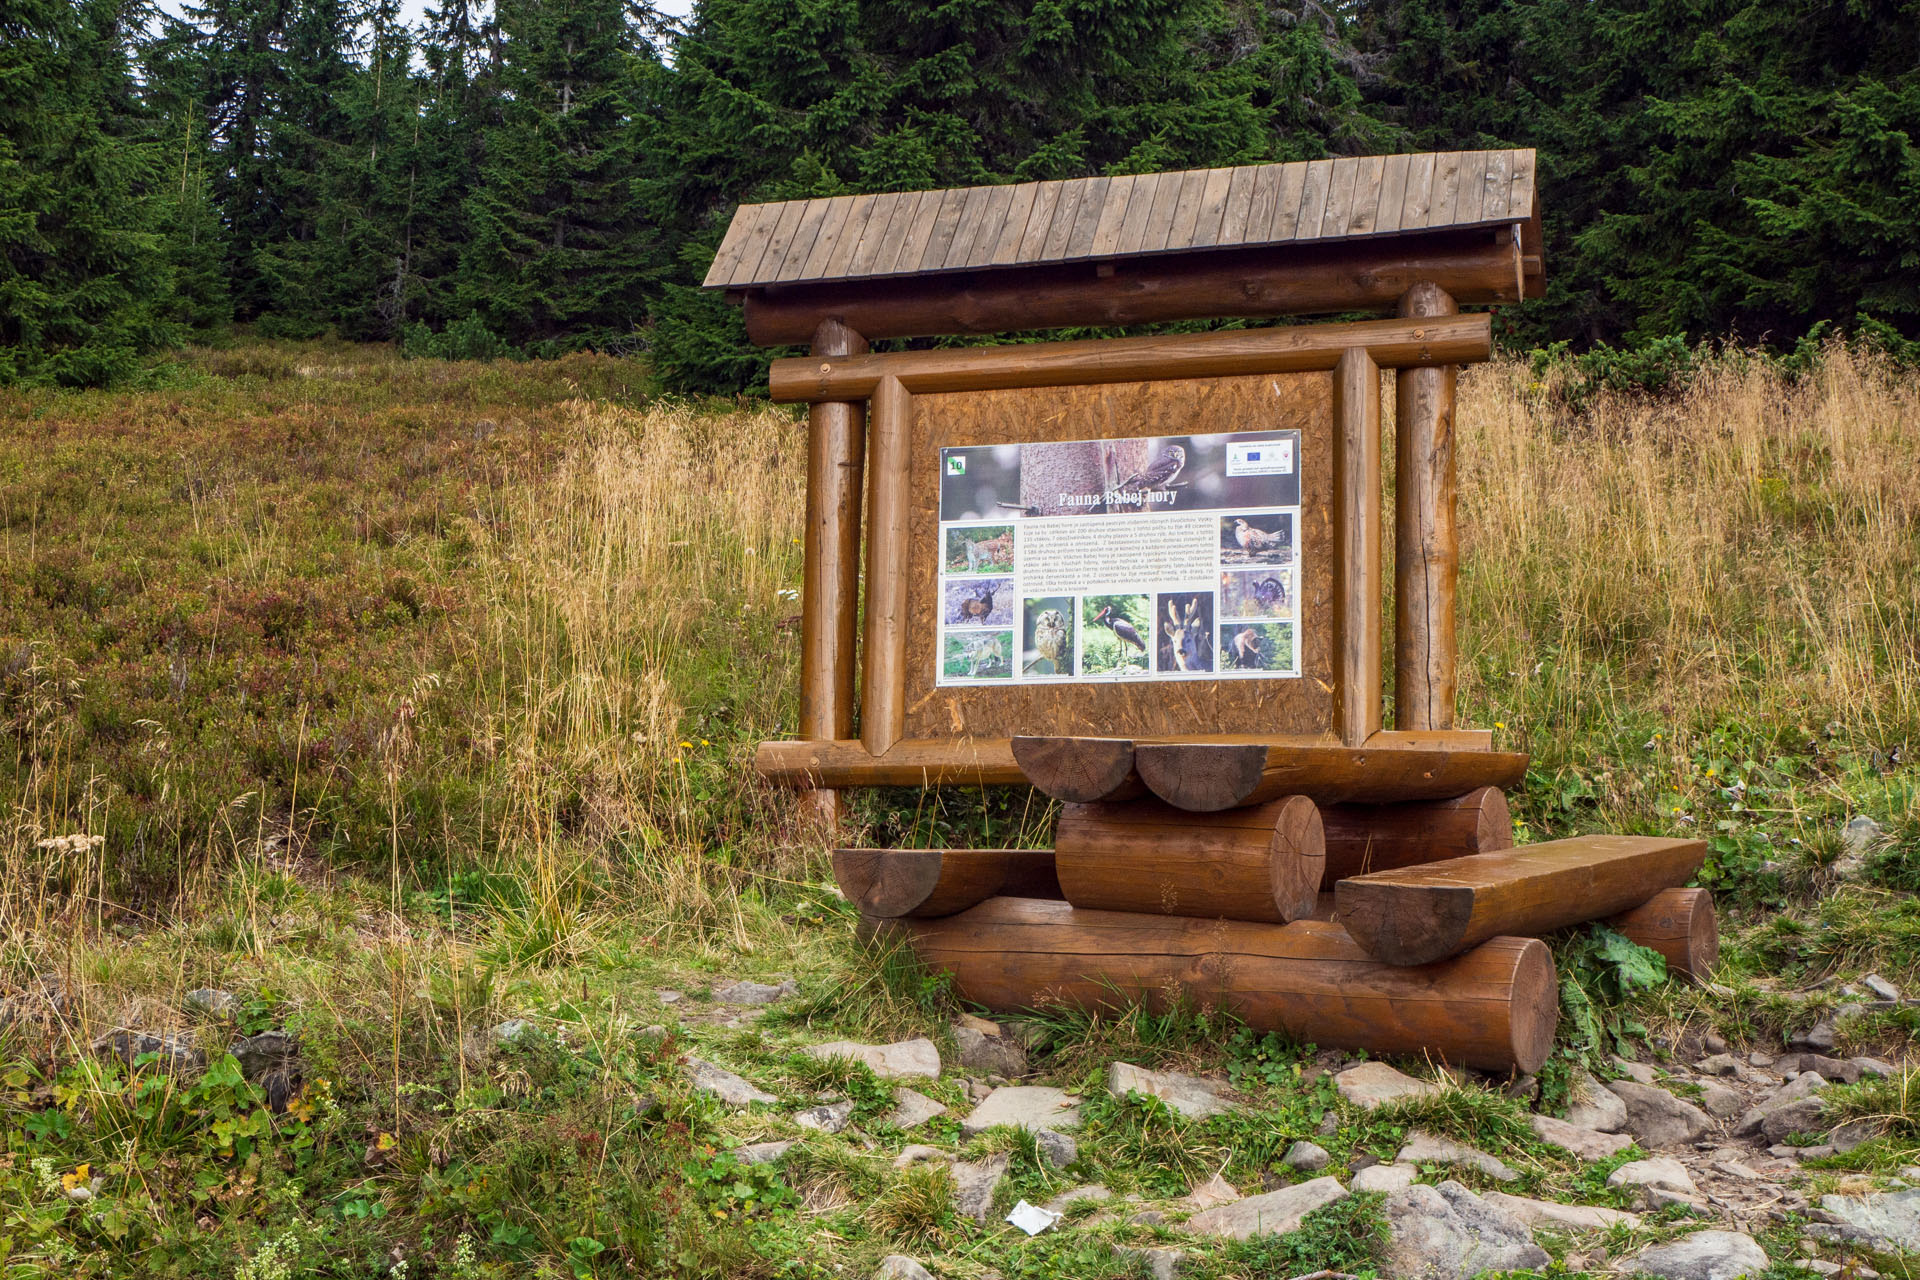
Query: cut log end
1608,886,1718,981
1011,735,1144,803
831,848,1061,918
1472,787,1515,852
1132,742,1268,812
1267,795,1327,921
1506,936,1559,1075
1334,881,1476,966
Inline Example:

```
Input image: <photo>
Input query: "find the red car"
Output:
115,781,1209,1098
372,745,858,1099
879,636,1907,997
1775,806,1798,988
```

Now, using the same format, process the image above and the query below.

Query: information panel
935,429,1302,685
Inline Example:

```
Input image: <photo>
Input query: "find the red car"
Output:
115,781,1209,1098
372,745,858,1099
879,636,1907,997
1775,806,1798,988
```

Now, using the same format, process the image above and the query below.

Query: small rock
713,978,797,1006
1734,1071,1825,1137
229,1029,298,1080
1862,974,1900,1001
805,1038,941,1079
1830,1118,1879,1153
1112,1246,1186,1280
961,1086,1081,1135
1530,1113,1633,1160
875,1256,935,1280
1044,1184,1111,1214
1614,1055,1659,1085
1777,1053,1863,1084
965,1077,993,1102
1619,1230,1770,1280
1035,1128,1078,1169
795,1097,856,1133
952,1023,1028,1077
1566,1067,1630,1132
893,1144,948,1169
185,988,236,1017
1841,815,1885,860
735,1140,794,1165
955,1012,1000,1035
1504,1073,1539,1103
1484,1191,1640,1231
1698,1081,1745,1120
656,989,684,1005
1762,1096,1828,1145
687,1057,777,1106
93,1027,202,1073
1607,1080,1714,1147
1334,1061,1442,1110
1790,1021,1838,1053
1182,1173,1241,1210
1381,1181,1548,1280
951,1155,1009,1222
1851,1056,1896,1078
1608,1155,1700,1209
1185,1176,1348,1240
885,1088,947,1129
1316,1109,1340,1136
1696,1053,1741,1077
1107,1061,1243,1119
1703,1031,1728,1054
1282,1140,1331,1172
1352,1163,1416,1193
1817,1187,1920,1253
1396,1130,1518,1181
1712,1158,1764,1180
1749,1051,1775,1067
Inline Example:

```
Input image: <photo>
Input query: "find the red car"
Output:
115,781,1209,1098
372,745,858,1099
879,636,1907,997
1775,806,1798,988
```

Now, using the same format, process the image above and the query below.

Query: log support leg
1394,283,1459,731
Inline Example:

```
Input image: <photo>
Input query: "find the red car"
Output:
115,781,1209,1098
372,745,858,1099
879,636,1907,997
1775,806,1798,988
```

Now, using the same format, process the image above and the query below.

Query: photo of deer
943,577,1013,626
1221,621,1294,672
944,524,1015,573
1219,512,1294,565
942,631,1013,679
1220,568,1293,619
1155,592,1215,673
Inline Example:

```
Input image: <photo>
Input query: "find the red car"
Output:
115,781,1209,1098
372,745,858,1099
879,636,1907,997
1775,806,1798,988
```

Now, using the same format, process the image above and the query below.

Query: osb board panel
902,373,1336,741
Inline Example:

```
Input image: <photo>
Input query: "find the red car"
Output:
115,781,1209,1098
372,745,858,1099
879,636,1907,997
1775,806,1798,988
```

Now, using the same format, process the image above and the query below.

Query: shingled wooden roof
705,149,1535,291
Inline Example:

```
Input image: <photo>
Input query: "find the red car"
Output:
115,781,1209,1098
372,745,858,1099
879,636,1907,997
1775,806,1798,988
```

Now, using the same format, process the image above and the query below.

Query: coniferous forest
3,0,1918,391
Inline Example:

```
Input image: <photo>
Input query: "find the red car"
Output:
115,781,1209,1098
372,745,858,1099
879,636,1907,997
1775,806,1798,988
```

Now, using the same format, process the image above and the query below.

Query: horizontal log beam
1132,741,1528,809
831,848,1062,918
740,234,1526,346
1054,796,1324,924
1333,834,1707,966
757,731,1506,794
1011,735,1145,803
768,314,1492,403
900,896,1557,1073
1608,887,1718,982
1321,786,1513,888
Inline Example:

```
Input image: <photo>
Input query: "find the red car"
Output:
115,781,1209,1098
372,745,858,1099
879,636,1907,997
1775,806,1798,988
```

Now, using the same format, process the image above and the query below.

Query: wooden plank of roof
1375,154,1411,235
1015,181,1065,261
955,185,1005,268
1139,171,1187,253
1269,160,1308,240
875,191,931,275
1509,149,1535,222
1183,166,1236,249
773,199,832,281
1216,166,1259,245
1400,151,1437,230
852,191,910,276
1346,155,1386,236
894,190,947,274
988,183,1039,265
1064,175,1112,258
820,194,878,279
1153,171,1205,252
1318,156,1358,239
1481,150,1512,223
1295,159,1334,240
1040,180,1088,259
1455,150,1490,224
1245,165,1281,244
939,185,993,271
705,202,767,287
1428,151,1463,227
1116,173,1167,256
741,199,807,284
1090,174,1139,258
795,197,855,280
917,188,970,272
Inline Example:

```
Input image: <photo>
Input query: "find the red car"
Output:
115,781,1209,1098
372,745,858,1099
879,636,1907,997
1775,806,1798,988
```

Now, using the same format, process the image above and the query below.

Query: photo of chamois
943,577,1013,626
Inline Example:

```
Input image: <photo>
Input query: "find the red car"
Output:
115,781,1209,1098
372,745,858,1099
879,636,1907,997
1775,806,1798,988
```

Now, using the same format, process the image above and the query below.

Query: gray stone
884,1088,947,1129
1863,973,1900,1001
1483,1191,1640,1231
1352,1163,1417,1193
1182,1173,1240,1210
92,1027,202,1073
875,1255,935,1280
229,1029,298,1080
1184,1176,1348,1240
1620,1230,1770,1280
1841,815,1886,858
185,988,236,1017
1334,1061,1442,1109
1112,1246,1187,1280
892,1144,948,1169
960,1086,1080,1135
1696,1054,1741,1077
1035,1127,1077,1169
1749,1051,1775,1067
1703,1032,1728,1054
1396,1131,1518,1182
1316,1109,1340,1136
1607,1080,1714,1147
1830,1118,1879,1153
1790,1021,1838,1053
1565,1067,1630,1132
1818,1188,1920,1253
713,978,797,1006
488,1018,534,1046
1529,1113,1633,1160
1607,1156,1700,1210
1733,1071,1824,1137
1614,1055,1659,1084
953,1024,1027,1077
1504,1074,1540,1103
1777,1053,1863,1084
951,1155,1009,1222
1852,1056,1896,1078
1380,1181,1548,1280
804,1038,941,1079
1282,1140,1331,1172
687,1058,777,1106
1044,1184,1111,1214
795,1098,855,1133
656,989,683,1004
1106,1061,1242,1119
1698,1081,1745,1120
1761,1096,1828,1145
734,1140,794,1165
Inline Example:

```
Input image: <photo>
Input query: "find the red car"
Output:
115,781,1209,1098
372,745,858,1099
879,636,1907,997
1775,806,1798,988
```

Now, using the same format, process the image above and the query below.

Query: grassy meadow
0,338,1916,1277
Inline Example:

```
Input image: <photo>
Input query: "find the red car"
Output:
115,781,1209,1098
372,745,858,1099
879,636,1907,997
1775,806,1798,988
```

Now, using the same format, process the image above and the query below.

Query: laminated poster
936,429,1302,685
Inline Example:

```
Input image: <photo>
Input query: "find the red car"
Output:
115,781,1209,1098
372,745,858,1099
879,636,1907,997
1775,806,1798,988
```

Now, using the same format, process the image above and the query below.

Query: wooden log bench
1608,886,1718,981
831,848,1062,919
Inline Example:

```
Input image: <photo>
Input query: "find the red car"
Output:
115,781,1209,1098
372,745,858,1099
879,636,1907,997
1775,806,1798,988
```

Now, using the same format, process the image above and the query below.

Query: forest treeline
3,0,1917,391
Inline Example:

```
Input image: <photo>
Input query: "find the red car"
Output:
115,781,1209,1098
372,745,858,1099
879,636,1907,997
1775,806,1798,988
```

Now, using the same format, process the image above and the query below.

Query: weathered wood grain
1333,346,1382,746
1321,786,1512,887
1607,887,1718,981
831,848,1062,918
1394,283,1461,731
858,376,912,756
1011,736,1145,803
1132,740,1528,809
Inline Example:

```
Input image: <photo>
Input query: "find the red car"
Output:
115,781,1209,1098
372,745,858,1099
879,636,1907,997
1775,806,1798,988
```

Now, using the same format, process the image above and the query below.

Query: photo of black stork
1092,604,1147,655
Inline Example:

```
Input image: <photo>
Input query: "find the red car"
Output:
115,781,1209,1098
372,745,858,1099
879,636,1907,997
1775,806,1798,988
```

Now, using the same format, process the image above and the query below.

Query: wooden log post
831,848,1062,919
859,375,912,757
1608,887,1718,982
1011,736,1145,803
1321,786,1513,887
1334,834,1707,966
1132,740,1528,810
1054,797,1324,923
1333,347,1382,746
903,897,1559,1073
798,320,869,829
1394,284,1460,731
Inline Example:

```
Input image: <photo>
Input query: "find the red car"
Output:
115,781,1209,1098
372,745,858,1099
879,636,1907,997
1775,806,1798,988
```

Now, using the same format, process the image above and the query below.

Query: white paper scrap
1006,1199,1062,1236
